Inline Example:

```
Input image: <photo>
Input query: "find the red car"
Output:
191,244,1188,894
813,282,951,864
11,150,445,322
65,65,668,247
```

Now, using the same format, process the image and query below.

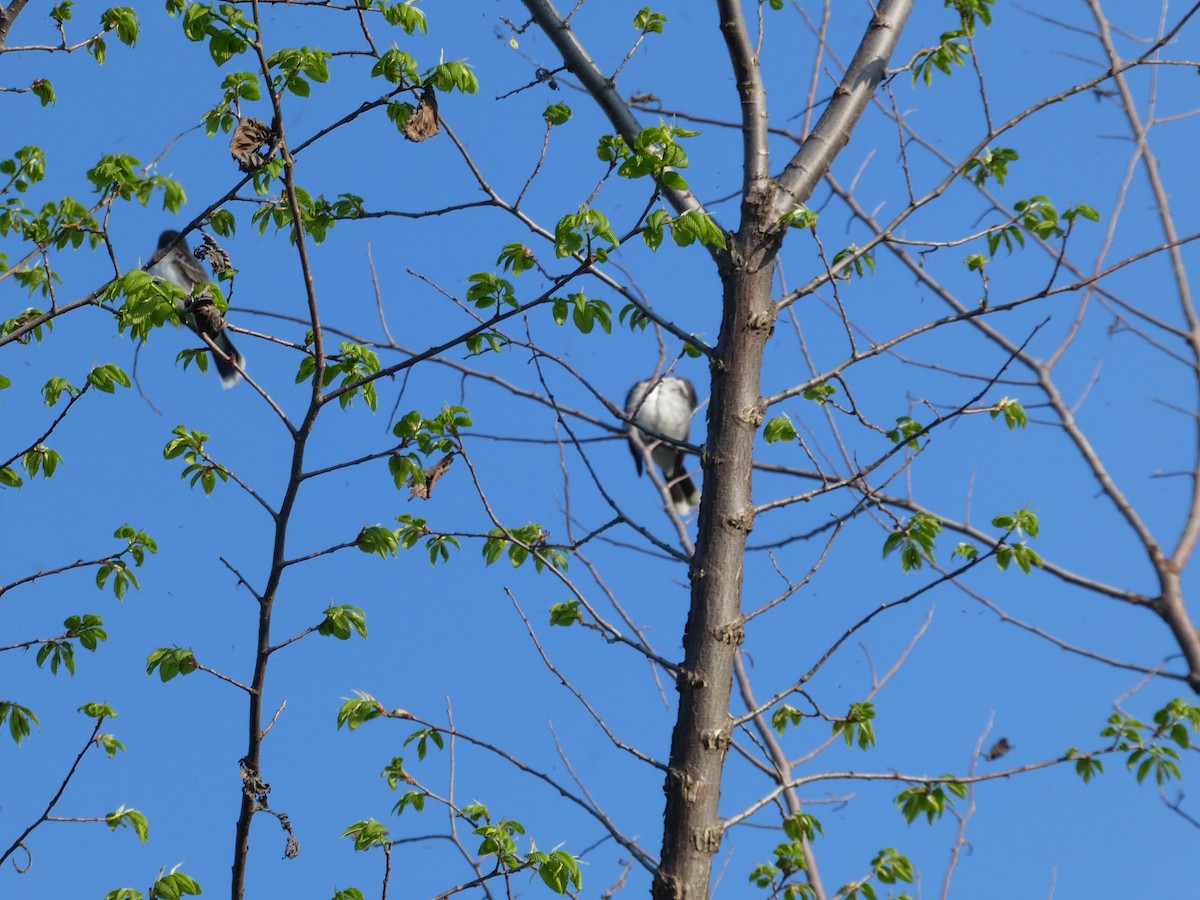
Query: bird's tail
668,457,701,515
213,333,244,388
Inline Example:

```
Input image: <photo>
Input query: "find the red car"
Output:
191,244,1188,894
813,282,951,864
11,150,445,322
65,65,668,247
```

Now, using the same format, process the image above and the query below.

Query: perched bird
147,230,244,387
625,375,701,515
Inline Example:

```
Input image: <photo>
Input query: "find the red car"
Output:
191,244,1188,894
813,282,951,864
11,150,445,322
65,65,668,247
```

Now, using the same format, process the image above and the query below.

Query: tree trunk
654,232,778,898
653,2,916,892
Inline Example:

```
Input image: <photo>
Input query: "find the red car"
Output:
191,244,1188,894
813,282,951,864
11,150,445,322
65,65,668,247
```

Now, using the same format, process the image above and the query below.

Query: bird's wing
174,250,211,289
679,376,698,412
624,379,649,418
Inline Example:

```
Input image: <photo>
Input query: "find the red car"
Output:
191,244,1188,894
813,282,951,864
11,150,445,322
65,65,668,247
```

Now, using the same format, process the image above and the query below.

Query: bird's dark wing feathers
627,435,646,476
678,377,697,411
624,379,648,418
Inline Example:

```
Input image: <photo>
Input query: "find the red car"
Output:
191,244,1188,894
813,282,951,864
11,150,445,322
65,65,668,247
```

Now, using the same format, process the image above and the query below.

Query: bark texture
521,2,917,896
653,3,915,897
653,239,777,899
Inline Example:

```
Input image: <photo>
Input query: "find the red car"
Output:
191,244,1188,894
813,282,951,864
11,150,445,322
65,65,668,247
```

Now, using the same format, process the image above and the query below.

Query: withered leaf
403,84,440,142
230,116,279,172
409,453,454,500
194,232,232,274
186,291,229,339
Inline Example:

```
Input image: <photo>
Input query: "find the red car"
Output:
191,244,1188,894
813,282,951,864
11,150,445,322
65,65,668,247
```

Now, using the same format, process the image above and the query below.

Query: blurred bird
148,230,244,387
985,737,1012,761
626,375,701,515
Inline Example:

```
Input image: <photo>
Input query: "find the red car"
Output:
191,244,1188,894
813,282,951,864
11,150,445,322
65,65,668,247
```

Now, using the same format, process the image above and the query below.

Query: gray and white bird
625,375,701,515
147,230,244,387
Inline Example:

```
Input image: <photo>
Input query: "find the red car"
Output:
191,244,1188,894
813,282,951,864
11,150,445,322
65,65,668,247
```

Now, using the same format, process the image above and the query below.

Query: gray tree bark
523,1,916,896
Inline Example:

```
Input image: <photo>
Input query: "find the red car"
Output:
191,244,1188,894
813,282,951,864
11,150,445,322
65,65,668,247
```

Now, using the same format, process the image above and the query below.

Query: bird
147,230,244,387
985,737,1012,761
625,375,701,515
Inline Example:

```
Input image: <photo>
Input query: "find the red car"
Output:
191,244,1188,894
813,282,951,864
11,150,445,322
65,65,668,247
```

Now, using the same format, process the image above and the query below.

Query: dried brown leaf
230,116,278,172
409,453,454,500
403,85,440,142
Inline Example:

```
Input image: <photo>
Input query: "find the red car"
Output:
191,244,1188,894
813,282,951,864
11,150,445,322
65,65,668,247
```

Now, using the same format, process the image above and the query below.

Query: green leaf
379,0,427,33
962,147,1018,187
989,397,1027,430
771,704,804,735
778,206,818,230
100,7,139,46
37,640,75,675
79,700,117,719
1065,204,1101,223
22,444,64,481
86,362,131,393
381,756,414,790
549,601,581,627
152,869,201,900
105,805,150,844
832,701,876,749
912,30,969,86
31,78,57,107
88,36,107,64
764,414,797,444
543,102,571,126
883,514,942,572
554,206,619,259
830,244,875,280
424,59,479,94
319,604,368,640
538,850,583,894
357,524,400,558
337,691,388,730
372,47,418,84
803,381,837,404
404,727,444,760
145,646,198,682
0,701,41,744
783,812,823,843
894,780,964,824
872,847,915,884
886,416,924,450
342,818,391,851
392,790,426,816
497,242,536,274
669,209,726,249
633,7,667,34
50,1,75,23
466,272,518,311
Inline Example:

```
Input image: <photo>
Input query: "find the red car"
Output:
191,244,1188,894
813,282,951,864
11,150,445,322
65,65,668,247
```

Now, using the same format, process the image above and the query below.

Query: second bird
625,375,702,515
148,230,244,388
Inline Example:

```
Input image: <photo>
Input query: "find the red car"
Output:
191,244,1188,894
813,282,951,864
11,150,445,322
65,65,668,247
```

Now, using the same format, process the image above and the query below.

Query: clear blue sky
3,1,1198,897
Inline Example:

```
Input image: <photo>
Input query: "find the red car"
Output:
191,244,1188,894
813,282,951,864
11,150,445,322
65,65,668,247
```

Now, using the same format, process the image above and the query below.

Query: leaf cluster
832,701,877,750
894,779,967,824
163,425,229,495
482,523,569,573
882,513,942,573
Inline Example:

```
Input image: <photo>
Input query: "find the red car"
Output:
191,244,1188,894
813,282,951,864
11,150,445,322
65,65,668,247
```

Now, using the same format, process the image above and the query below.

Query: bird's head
157,230,182,251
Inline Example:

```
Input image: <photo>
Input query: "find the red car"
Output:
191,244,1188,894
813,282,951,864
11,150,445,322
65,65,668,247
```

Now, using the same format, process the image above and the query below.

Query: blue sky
3,1,1199,897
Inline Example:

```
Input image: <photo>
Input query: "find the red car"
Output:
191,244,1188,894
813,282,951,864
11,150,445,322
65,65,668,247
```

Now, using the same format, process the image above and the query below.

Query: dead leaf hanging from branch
409,453,454,500
230,116,280,172
403,85,440,142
